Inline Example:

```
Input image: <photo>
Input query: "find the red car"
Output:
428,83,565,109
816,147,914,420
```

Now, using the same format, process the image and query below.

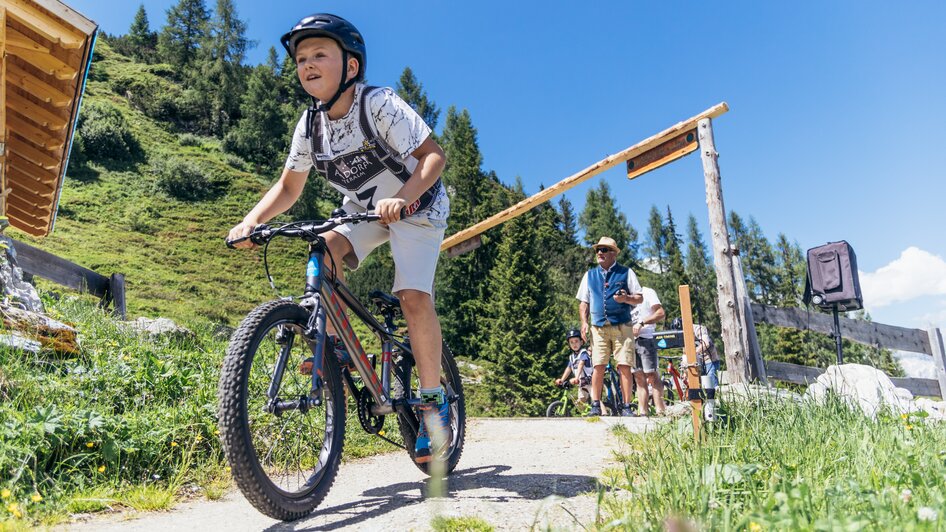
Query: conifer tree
223,47,286,167
645,205,666,274
657,206,686,321
482,209,562,415
127,4,157,62
685,214,719,331
558,196,590,289
578,180,638,265
199,0,252,135
158,0,210,71
396,67,440,131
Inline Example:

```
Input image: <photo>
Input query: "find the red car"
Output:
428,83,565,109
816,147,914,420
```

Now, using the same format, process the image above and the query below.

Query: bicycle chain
355,387,385,434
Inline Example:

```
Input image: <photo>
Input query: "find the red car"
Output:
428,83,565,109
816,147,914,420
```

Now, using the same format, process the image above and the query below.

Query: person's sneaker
620,403,636,417
414,396,451,464
587,401,602,417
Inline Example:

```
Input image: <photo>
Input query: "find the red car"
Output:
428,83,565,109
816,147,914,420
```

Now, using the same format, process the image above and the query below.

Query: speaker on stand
803,241,864,365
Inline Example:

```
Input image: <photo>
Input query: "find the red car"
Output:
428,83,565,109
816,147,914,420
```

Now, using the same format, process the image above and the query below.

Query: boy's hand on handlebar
227,220,258,249
569,377,580,386
375,198,406,225
554,378,563,386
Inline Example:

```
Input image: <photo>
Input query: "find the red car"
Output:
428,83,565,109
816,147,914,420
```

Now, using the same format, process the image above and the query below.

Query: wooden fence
10,238,125,319
750,303,946,399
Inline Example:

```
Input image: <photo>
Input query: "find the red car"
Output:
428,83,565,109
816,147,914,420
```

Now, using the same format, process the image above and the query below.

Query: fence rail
751,303,946,399
10,238,126,319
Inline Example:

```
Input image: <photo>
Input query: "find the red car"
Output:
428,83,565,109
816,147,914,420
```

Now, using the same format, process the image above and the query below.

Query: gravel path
66,417,657,531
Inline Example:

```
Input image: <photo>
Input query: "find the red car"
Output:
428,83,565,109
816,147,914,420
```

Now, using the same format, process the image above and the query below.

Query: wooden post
731,249,767,383
109,273,126,320
929,328,946,399
679,285,702,439
698,117,749,383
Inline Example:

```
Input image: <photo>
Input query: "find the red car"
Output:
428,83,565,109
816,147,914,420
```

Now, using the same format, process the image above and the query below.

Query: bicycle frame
660,356,686,400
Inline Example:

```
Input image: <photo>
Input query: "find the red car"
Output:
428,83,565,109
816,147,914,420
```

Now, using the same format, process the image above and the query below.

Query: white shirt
285,83,447,218
631,286,662,339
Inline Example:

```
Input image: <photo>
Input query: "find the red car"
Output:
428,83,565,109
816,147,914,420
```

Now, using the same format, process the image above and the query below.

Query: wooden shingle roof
1,0,96,236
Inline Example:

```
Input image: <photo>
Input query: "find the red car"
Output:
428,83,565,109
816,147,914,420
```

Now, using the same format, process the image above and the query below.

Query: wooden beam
6,198,50,223
750,303,932,354
679,285,703,437
8,112,64,149
440,102,729,252
7,63,73,107
699,117,749,383
8,154,59,190
7,90,69,130
732,251,767,383
1,5,7,218
626,129,698,179
6,45,78,80
7,172,56,199
7,26,50,54
5,211,47,235
30,0,97,36
9,184,54,208
5,0,85,49
8,135,59,170
9,238,110,297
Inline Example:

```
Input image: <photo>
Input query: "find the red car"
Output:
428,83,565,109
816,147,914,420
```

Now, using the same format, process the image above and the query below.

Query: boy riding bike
227,13,450,465
554,329,593,404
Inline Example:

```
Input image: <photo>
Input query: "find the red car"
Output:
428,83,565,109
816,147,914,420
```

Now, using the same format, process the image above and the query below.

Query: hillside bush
74,100,139,162
110,73,203,131
178,133,203,147
151,156,214,201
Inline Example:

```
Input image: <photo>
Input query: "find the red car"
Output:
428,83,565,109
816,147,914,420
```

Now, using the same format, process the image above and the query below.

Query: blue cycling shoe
414,393,451,464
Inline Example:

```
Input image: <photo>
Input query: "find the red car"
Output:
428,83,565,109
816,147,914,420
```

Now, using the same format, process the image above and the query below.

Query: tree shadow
263,465,599,531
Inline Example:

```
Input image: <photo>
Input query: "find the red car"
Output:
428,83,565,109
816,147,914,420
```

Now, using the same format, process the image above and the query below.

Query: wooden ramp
1,0,97,236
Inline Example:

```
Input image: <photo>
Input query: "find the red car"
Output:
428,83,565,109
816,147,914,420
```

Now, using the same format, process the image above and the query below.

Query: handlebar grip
226,236,248,249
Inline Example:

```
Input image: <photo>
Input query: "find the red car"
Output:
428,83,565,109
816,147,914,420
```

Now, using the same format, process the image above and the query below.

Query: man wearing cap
575,237,643,416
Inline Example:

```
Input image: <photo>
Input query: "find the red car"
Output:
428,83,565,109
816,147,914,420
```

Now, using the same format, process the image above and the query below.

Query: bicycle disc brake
356,388,385,434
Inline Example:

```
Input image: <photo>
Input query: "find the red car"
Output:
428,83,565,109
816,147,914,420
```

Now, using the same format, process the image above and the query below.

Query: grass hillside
13,41,325,326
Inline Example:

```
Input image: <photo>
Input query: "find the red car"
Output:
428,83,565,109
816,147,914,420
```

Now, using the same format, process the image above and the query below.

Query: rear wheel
393,340,466,475
218,300,346,521
545,400,572,417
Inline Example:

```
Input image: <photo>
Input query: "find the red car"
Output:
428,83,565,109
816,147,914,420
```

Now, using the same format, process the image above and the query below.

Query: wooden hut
1,0,97,236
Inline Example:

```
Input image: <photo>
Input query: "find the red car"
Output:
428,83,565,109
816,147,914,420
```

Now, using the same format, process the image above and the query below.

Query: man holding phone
575,236,643,416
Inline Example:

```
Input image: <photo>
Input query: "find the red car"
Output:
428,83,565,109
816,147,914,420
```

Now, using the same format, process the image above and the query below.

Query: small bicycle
218,211,466,521
657,354,689,404
545,381,589,417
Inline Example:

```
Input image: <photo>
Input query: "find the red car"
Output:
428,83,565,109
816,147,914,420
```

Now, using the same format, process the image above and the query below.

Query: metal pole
833,307,844,365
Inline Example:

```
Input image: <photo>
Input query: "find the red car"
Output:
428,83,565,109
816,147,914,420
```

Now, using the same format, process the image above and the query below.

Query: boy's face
295,37,359,101
568,337,583,351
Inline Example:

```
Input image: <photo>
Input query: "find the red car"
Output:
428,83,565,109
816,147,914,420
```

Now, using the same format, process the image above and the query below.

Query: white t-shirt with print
631,286,662,339
284,83,448,220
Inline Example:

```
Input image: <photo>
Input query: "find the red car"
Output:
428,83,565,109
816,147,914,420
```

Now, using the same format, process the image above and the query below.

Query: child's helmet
671,317,684,330
281,13,366,82
566,329,582,340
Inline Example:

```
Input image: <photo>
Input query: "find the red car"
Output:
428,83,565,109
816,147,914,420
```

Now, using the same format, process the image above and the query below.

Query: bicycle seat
369,290,401,314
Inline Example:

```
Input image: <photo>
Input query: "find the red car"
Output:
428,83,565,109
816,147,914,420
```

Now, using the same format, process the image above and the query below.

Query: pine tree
645,205,666,274
482,209,562,415
158,0,210,71
685,214,719,332
199,0,252,135
578,180,638,265
223,47,287,167
657,206,686,321
395,67,440,130
558,196,590,289
127,4,157,62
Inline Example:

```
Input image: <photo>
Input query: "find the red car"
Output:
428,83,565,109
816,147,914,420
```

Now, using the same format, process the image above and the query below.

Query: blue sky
69,0,946,336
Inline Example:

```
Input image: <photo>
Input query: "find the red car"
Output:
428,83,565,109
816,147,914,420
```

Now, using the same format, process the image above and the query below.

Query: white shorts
332,201,447,295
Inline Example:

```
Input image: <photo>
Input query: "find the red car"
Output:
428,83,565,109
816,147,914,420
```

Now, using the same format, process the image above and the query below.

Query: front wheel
545,400,572,417
393,340,466,475
217,300,346,521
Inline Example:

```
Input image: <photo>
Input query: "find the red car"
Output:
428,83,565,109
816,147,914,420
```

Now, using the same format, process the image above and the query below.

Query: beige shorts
332,202,447,295
590,322,635,367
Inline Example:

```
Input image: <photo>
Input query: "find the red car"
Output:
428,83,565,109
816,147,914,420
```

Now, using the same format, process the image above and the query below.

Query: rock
805,363,917,417
0,237,43,313
719,382,804,403
128,317,195,342
0,332,42,354
915,398,946,420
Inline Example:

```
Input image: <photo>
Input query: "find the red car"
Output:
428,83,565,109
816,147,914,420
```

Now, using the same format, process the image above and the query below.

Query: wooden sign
626,129,698,179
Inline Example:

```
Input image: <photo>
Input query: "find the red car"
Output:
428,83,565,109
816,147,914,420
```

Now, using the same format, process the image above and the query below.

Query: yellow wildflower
901,413,909,420
8,503,21,518
195,435,203,442
98,465,106,473
171,441,179,447
31,493,42,503
378,430,385,437
1,489,10,499
86,442,95,448
906,425,914,431
748,523,763,532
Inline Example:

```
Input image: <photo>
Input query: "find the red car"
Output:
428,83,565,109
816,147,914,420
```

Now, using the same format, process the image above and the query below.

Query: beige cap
594,237,619,252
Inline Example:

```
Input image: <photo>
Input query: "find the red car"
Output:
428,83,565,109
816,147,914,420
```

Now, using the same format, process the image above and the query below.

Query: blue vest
587,264,633,327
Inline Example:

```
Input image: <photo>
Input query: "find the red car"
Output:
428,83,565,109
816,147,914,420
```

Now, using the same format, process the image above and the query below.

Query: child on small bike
554,329,593,404
227,13,450,465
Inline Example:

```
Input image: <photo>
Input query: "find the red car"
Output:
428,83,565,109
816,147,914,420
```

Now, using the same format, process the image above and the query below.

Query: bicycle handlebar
226,209,406,249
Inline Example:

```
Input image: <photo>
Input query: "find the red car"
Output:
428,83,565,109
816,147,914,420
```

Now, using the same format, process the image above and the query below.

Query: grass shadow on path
266,465,598,531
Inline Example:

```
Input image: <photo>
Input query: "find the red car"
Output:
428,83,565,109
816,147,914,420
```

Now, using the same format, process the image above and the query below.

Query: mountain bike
657,354,688,404
545,381,590,417
602,363,632,416
217,211,466,521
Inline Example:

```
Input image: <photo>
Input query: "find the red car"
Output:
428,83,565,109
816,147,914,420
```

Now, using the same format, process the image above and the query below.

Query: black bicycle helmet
281,13,366,113
671,317,684,330
566,329,582,340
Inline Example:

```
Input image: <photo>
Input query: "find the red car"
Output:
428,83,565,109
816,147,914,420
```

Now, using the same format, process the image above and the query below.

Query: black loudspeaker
803,240,864,312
